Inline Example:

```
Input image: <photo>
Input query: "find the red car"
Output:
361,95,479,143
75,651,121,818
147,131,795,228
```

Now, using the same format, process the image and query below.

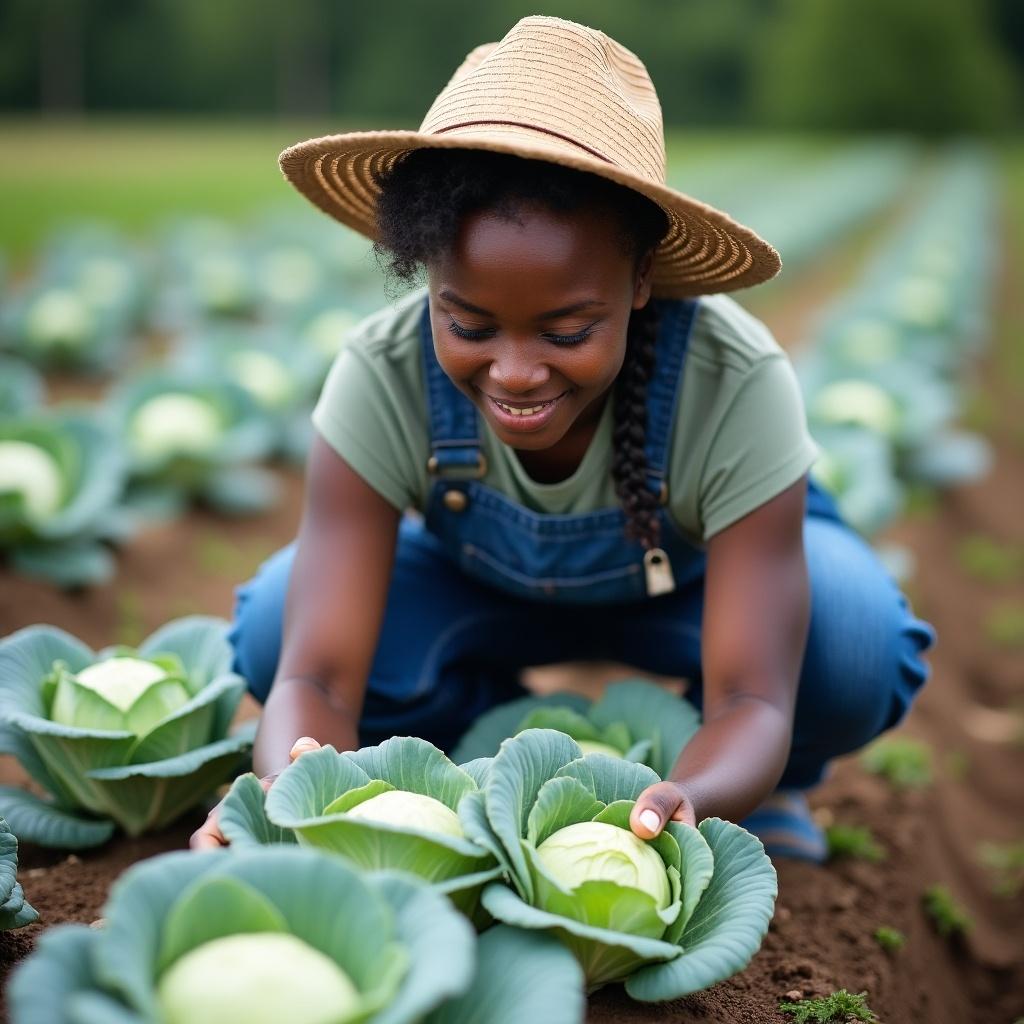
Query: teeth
493,397,557,416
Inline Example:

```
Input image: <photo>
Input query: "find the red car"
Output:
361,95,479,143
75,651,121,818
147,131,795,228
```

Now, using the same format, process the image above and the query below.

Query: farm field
0,125,1022,1023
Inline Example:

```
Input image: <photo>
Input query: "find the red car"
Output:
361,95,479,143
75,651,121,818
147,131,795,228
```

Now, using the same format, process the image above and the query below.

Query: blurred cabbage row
796,145,996,541
0,207,396,585
0,143,997,587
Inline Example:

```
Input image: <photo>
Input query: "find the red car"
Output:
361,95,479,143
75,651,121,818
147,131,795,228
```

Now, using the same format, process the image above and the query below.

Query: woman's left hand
629,780,697,839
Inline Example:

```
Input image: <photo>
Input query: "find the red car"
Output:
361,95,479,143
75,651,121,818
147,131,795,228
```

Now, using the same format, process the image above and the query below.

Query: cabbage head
464,729,777,1000
220,736,501,921
111,374,278,519
0,616,254,846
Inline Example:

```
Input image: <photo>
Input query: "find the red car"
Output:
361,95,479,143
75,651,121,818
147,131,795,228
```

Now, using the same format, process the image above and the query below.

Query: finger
289,736,322,762
189,822,227,850
630,783,685,839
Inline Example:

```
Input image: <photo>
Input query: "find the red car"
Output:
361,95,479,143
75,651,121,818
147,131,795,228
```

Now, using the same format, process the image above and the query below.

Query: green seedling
923,885,971,938
825,825,885,863
977,840,1024,898
861,736,932,789
944,750,970,782
985,603,1024,649
873,926,905,952
114,587,146,647
902,483,940,521
779,989,877,1022
956,535,1024,584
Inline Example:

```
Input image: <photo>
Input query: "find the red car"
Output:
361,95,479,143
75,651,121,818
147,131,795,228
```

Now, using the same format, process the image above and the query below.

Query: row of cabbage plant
0,611,774,1014
797,145,996,539
7,728,776,1021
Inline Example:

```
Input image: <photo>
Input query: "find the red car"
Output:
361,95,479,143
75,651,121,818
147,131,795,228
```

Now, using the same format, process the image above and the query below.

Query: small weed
114,588,146,647
977,840,1024,898
873,926,906,952
955,535,1024,584
779,989,877,1022
826,824,886,863
861,736,932,789
923,884,972,938
960,391,996,433
902,483,940,521
984,603,1024,649
944,750,970,781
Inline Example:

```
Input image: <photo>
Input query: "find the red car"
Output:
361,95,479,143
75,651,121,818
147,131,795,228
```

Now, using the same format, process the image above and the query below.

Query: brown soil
2,191,1023,1023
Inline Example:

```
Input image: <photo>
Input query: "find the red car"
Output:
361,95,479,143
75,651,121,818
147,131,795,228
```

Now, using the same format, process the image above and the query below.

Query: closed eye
446,316,594,346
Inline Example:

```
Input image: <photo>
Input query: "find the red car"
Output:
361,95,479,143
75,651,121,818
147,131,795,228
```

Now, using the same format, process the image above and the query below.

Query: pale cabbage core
536,821,671,909
228,350,294,408
0,441,64,521
130,393,223,458
344,790,464,839
75,657,170,713
574,740,625,759
157,932,360,1024
813,380,900,436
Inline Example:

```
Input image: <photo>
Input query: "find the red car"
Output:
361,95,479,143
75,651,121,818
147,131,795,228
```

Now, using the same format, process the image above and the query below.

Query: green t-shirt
312,285,819,544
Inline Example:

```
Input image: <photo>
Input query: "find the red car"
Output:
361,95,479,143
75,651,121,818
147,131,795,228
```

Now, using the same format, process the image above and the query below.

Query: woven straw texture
279,15,781,298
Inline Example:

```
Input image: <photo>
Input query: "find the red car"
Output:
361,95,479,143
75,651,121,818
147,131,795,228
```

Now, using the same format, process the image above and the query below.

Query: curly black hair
371,148,669,550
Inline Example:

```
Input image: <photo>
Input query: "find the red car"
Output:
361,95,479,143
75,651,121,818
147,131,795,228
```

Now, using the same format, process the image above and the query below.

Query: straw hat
279,15,781,298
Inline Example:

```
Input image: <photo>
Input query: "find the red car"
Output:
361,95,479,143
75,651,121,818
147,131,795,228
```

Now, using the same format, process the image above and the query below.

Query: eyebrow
439,288,607,320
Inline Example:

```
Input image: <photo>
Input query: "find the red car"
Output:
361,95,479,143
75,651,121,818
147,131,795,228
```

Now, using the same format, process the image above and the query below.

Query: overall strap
643,298,700,497
419,297,487,478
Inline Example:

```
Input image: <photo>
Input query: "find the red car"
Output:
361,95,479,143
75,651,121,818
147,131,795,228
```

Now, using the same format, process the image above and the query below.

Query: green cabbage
130,392,224,459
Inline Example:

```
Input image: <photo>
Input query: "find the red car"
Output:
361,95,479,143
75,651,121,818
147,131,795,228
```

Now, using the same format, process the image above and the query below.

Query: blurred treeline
0,0,1021,133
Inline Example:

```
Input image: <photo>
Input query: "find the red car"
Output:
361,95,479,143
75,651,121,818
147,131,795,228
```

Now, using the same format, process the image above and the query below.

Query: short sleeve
698,355,820,540
311,347,425,512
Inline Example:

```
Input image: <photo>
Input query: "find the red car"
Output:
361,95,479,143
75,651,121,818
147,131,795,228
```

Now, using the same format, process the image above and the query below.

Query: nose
487,342,550,395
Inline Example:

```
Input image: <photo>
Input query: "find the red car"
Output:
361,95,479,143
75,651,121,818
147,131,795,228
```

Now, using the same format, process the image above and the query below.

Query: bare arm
630,475,810,836
253,433,401,777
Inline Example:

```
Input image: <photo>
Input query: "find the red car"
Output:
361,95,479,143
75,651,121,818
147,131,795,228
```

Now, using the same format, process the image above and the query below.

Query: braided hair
372,148,669,550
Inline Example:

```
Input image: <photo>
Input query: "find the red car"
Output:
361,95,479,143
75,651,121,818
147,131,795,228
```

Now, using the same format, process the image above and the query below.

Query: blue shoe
739,789,827,863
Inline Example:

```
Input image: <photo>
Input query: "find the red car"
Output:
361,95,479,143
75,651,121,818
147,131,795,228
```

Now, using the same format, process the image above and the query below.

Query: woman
191,15,934,860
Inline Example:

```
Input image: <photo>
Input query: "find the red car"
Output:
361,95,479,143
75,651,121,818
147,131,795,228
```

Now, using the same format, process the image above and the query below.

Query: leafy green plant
873,926,905,952
7,846,584,1024
461,729,776,999
0,411,127,586
0,356,44,416
825,824,885,863
168,327,322,465
978,840,1024,898
451,679,701,779
923,884,972,938
956,535,1024,584
109,373,280,520
0,816,38,931
984,603,1024,649
220,737,502,920
779,989,877,1022
0,616,254,847
861,736,932,789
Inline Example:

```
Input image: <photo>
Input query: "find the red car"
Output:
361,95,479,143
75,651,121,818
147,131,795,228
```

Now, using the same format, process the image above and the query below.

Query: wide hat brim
279,127,782,299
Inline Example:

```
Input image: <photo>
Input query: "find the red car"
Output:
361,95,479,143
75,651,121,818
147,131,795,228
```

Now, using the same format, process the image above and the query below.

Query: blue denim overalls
230,295,935,786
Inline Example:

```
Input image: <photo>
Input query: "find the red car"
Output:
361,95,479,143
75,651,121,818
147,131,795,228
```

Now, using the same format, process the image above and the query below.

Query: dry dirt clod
784,989,804,1001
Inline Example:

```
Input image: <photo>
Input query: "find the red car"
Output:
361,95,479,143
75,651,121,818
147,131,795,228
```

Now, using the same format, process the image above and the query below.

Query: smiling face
427,202,654,458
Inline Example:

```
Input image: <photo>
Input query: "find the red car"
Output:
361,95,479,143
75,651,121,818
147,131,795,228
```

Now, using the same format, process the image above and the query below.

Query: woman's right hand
189,736,323,850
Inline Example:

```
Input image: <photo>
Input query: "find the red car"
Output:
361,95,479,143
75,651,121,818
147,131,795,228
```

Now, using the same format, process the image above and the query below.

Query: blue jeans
229,512,935,788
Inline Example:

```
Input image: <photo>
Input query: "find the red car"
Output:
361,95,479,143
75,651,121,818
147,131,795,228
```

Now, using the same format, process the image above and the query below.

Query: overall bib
231,296,935,787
